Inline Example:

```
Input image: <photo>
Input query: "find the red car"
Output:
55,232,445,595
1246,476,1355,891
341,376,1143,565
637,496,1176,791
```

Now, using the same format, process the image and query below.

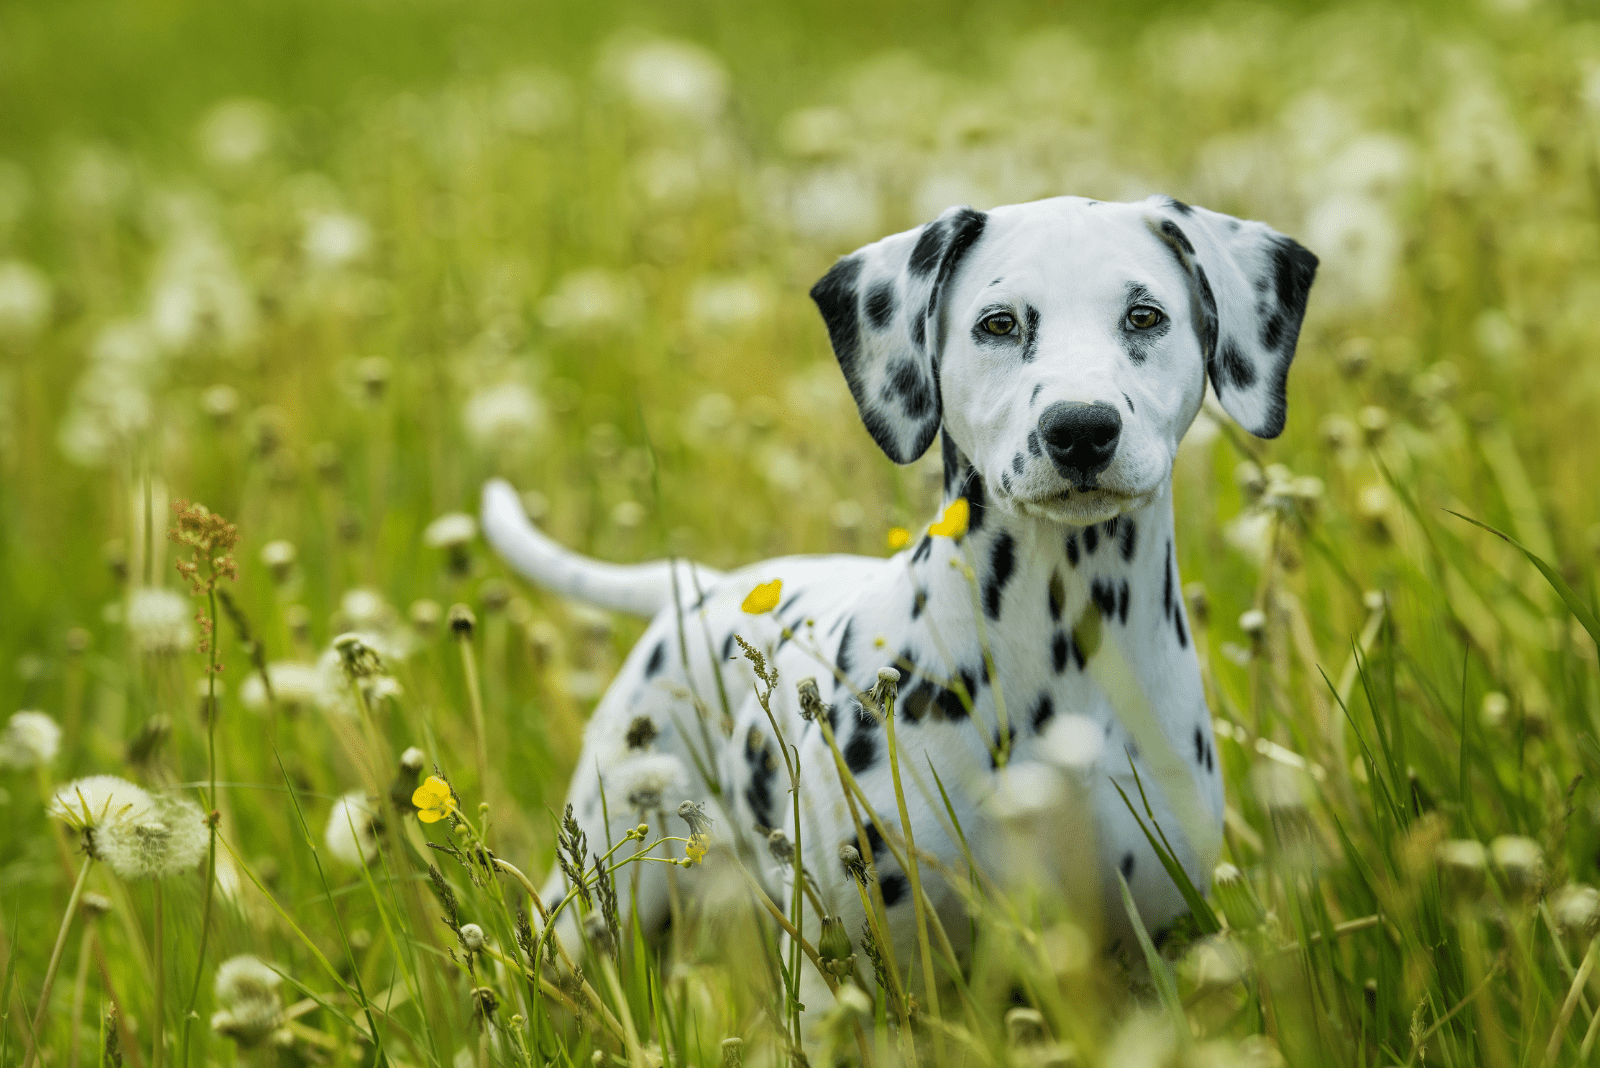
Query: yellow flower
412,775,456,824
741,579,782,614
886,527,910,550
928,498,970,539
686,833,709,865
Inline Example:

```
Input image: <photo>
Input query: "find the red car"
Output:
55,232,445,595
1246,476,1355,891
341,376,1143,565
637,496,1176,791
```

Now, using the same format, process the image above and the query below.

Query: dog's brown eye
1127,305,1163,330
982,313,1017,336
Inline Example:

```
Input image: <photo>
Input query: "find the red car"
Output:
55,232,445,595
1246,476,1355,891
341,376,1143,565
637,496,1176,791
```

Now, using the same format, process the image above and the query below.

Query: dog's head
811,195,1318,525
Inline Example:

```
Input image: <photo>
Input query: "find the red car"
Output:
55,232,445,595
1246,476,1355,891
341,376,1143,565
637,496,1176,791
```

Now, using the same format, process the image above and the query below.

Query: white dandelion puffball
1038,713,1105,772
0,710,62,768
211,954,284,1047
238,662,322,712
197,98,276,171
423,512,478,549
49,775,156,833
0,261,51,339
96,793,209,880
603,38,728,122
302,210,371,270
126,588,194,655
538,268,642,332
613,752,688,811
324,791,382,865
462,381,545,451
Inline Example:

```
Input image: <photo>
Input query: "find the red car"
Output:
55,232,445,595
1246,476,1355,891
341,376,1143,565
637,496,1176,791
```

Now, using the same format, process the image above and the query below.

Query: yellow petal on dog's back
741,579,783,614
886,527,910,550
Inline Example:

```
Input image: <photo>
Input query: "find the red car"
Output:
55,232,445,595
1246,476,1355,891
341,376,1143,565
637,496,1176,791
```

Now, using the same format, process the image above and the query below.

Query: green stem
179,588,221,1068
22,855,93,1068
151,879,164,1068
458,634,490,801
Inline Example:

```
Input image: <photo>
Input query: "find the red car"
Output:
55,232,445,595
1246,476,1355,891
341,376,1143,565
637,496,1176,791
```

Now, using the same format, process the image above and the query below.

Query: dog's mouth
1015,487,1146,526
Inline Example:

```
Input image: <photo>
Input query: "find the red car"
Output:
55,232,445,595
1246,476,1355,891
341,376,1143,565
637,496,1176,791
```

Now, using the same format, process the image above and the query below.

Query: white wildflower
0,710,61,768
685,275,770,332
423,512,478,549
0,261,51,339
96,793,209,880
197,99,276,171
238,662,322,713
602,38,728,122
538,269,642,332
462,381,544,451
302,210,371,270
49,775,155,834
210,954,284,1047
613,753,688,812
126,588,194,655
324,791,382,866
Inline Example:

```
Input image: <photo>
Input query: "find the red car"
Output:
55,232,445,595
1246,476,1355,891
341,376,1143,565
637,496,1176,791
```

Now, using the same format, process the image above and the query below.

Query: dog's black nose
1038,401,1122,487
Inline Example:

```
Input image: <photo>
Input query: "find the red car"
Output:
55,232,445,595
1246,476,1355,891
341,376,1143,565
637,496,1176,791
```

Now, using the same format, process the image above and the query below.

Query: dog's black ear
1145,197,1318,439
810,206,987,463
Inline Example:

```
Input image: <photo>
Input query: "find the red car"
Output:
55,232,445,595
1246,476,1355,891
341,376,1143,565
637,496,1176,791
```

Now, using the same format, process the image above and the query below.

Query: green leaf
1112,765,1221,935
1447,510,1600,654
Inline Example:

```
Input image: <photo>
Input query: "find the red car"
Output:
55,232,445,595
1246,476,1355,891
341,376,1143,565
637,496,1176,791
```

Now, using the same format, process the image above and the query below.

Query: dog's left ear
810,206,987,463
1145,197,1318,439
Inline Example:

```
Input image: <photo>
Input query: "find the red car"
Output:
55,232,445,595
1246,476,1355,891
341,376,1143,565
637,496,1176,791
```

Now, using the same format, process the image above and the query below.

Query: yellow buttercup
741,578,783,614
412,775,456,824
928,498,970,539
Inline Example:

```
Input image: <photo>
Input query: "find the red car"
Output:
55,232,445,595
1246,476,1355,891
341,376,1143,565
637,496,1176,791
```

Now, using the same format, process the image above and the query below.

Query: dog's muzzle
1039,401,1122,490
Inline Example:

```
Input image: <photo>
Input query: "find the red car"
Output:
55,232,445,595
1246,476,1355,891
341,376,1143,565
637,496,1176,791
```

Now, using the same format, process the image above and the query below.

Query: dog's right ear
810,206,987,464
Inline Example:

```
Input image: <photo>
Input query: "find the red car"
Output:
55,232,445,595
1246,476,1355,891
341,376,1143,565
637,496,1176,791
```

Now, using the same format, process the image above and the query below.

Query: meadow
2,0,1600,1064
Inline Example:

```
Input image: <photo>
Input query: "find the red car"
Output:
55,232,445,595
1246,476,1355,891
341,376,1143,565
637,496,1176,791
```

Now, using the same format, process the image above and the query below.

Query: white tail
480,479,723,618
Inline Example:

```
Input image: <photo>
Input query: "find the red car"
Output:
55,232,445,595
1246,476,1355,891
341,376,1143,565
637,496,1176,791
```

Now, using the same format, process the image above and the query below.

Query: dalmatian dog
481,194,1316,1009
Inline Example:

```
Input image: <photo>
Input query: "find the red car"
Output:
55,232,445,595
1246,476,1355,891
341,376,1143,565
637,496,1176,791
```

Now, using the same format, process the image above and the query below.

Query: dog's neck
929,432,1190,671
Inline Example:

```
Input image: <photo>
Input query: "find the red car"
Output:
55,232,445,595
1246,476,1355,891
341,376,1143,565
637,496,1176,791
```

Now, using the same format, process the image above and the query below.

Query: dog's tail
480,479,723,618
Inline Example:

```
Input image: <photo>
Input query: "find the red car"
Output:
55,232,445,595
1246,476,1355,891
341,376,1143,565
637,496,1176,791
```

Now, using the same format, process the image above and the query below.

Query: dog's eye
981,312,1017,336
1127,305,1164,330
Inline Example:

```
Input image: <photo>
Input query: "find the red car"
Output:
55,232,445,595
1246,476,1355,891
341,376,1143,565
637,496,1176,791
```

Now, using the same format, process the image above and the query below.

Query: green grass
3,0,1600,1064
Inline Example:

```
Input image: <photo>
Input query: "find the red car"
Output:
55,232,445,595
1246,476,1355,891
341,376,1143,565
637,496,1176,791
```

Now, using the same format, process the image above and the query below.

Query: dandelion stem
882,681,945,1068
69,924,95,1068
22,855,93,1068
458,631,491,802
1544,936,1598,1067
179,585,222,1068
151,879,164,1068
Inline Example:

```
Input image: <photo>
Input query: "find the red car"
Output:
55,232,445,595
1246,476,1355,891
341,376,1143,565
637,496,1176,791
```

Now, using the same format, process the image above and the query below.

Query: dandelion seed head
211,954,284,1047
49,775,155,835
603,38,728,122
459,923,485,952
302,210,371,270
0,261,51,339
462,381,545,451
423,512,477,549
197,99,276,171
96,794,209,880
613,752,687,812
324,791,382,866
126,588,194,655
0,710,61,768
239,661,320,713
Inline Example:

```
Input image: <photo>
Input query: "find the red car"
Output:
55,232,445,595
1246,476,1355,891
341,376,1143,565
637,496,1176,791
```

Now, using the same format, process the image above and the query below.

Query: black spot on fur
911,535,933,565
778,592,802,616
941,429,961,493
1120,853,1135,880
1065,533,1079,568
1071,632,1088,670
886,359,935,420
810,256,863,375
1030,383,1043,406
912,587,928,619
1118,580,1130,625
1174,606,1188,648
1193,726,1205,765
1166,196,1194,216
1021,305,1041,363
957,467,987,534
1091,580,1117,619
1000,471,1012,494
1269,239,1319,350
1193,266,1218,361
1031,693,1055,732
1206,741,1214,773
845,729,878,774
1027,429,1041,457
1163,540,1174,616
1122,392,1135,414
983,533,1016,620
879,872,909,906
904,669,977,721
1012,452,1025,476
721,632,737,661
836,619,855,679
744,726,776,826
865,280,896,330
1083,525,1098,555
1120,520,1137,561
1157,218,1195,257
1052,632,1069,674
910,312,926,349
1048,571,1065,621
1218,340,1254,390
644,640,667,678
909,219,948,278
